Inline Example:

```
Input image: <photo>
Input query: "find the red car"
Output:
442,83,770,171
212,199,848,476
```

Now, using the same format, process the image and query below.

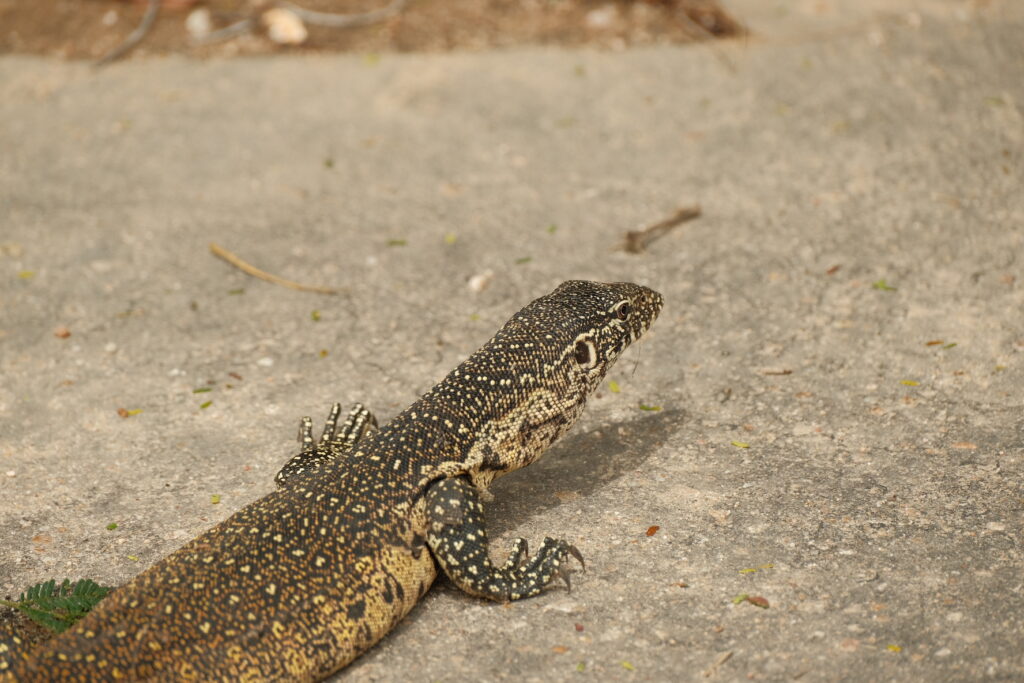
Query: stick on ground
620,205,702,254
96,0,162,66
281,0,410,28
209,243,340,295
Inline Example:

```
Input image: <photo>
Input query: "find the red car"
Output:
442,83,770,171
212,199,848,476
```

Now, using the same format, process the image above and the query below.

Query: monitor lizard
1,279,663,681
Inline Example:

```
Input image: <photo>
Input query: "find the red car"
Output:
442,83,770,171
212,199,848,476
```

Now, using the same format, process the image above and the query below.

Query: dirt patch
0,0,743,61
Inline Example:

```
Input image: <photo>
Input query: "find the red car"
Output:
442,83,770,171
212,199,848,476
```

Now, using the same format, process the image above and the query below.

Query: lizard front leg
275,403,378,486
425,476,583,601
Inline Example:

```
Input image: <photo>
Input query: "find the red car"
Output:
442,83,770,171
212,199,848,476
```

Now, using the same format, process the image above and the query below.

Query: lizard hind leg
275,403,378,487
425,477,583,602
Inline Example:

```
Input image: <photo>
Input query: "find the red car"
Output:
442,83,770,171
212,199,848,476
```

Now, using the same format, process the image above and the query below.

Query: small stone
185,8,213,40
468,270,494,293
53,326,71,339
5,471,15,478
257,357,274,367
104,342,117,353
935,647,952,657
585,5,618,30
262,8,308,45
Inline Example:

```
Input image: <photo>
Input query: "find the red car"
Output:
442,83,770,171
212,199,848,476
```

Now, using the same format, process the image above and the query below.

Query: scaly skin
1,280,662,681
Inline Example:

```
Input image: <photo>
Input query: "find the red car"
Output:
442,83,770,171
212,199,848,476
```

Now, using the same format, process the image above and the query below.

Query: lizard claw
568,544,585,572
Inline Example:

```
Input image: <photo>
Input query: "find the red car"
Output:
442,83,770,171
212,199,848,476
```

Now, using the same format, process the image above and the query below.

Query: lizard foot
426,477,586,603
275,403,378,486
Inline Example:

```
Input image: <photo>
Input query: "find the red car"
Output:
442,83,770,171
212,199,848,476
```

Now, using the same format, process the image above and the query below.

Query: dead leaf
745,595,770,608
646,525,660,537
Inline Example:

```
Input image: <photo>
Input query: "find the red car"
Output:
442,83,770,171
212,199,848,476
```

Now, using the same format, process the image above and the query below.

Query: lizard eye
615,302,632,321
574,339,597,368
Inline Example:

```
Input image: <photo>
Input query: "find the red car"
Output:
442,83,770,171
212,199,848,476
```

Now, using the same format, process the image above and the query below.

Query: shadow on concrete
487,408,687,536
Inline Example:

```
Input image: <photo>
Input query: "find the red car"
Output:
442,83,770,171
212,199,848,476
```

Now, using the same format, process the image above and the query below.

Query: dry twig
96,0,162,66
196,0,409,46
620,205,702,254
209,243,340,295
280,0,410,28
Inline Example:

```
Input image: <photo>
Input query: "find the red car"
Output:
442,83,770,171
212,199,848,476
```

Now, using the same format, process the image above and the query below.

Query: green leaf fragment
608,380,621,393
872,279,896,291
621,661,635,671
0,579,113,634
192,387,212,394
444,233,457,245
227,288,245,295
106,523,118,531
311,310,321,322
200,401,212,409
738,568,757,574
127,555,139,562
386,239,407,247
942,342,957,349
515,257,532,264
638,404,662,412
731,440,750,449
900,379,919,386
211,494,221,504
547,224,558,234
576,661,586,672
18,270,35,279
732,593,749,604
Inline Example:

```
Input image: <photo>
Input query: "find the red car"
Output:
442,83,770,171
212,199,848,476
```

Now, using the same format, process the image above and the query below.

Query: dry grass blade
209,242,341,295
96,0,162,66
280,0,410,29
620,205,702,254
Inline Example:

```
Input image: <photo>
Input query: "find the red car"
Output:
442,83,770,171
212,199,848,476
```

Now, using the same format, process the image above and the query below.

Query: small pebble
104,342,117,353
5,471,15,478
585,5,618,30
468,270,494,293
257,357,274,367
185,8,213,40
262,8,308,45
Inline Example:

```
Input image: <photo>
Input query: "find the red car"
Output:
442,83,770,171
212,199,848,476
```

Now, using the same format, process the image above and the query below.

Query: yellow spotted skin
2,281,662,681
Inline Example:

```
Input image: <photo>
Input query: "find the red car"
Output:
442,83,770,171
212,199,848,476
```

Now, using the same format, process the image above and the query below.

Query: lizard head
425,280,662,482
483,279,663,415
455,280,663,477
527,279,663,393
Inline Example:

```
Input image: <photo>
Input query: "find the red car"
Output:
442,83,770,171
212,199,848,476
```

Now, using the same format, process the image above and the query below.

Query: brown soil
0,0,743,62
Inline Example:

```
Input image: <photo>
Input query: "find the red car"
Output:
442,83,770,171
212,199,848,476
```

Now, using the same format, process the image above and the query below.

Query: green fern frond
0,578,113,633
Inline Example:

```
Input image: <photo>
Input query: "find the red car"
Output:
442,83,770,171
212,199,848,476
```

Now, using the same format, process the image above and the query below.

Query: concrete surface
1,1,1023,680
